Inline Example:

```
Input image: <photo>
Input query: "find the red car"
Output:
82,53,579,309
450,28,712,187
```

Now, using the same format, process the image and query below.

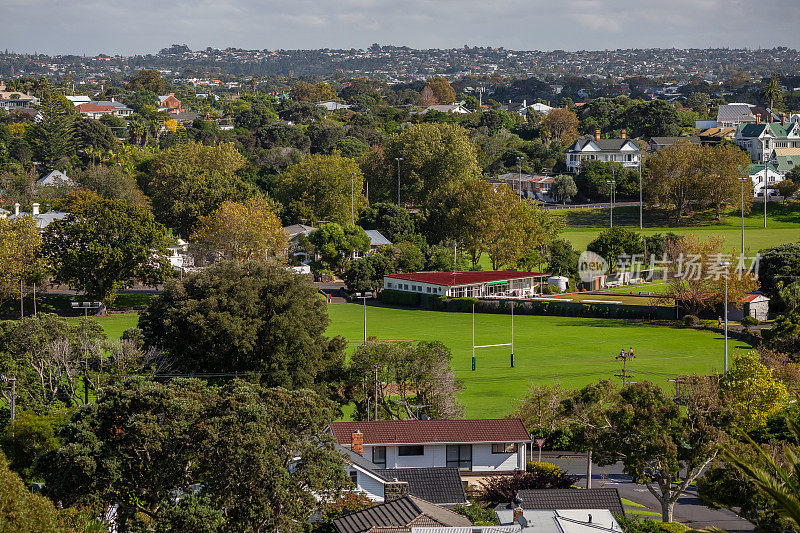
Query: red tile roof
740,293,768,303
75,103,116,112
384,271,548,287
329,419,531,445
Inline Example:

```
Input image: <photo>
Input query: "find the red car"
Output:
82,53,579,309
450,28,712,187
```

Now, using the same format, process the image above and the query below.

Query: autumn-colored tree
646,140,701,218
191,197,288,262
291,81,337,103
544,108,579,146
0,216,42,306
721,351,789,430
420,86,437,106
667,234,758,316
426,77,456,105
277,152,367,225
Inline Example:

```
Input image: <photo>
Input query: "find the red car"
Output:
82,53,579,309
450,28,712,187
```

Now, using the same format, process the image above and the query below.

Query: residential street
539,451,754,531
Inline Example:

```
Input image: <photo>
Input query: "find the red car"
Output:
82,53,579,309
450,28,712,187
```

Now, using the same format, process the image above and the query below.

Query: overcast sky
2,0,799,56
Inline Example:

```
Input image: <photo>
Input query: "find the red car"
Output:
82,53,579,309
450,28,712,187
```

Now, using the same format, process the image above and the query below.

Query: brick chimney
351,430,364,456
13,203,20,216
513,506,524,524
757,114,761,124
782,113,786,126
621,129,627,139
595,129,601,141
32,203,39,215
384,481,409,502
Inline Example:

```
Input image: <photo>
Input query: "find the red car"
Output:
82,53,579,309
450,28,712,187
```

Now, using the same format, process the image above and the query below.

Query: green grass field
555,202,800,252
86,305,750,418
325,304,750,418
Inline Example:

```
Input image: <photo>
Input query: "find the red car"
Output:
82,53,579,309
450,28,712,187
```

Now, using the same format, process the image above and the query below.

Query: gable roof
509,489,625,517
333,495,471,533
75,103,118,113
329,419,530,445
650,136,700,146
37,170,74,187
570,138,639,153
376,468,467,506
283,224,317,237
365,229,392,247
748,163,780,176
717,103,754,122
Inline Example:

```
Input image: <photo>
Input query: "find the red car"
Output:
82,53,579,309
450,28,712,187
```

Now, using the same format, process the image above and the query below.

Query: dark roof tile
376,468,466,505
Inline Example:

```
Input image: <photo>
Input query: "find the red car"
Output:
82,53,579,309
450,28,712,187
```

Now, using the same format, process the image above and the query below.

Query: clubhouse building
383,271,549,298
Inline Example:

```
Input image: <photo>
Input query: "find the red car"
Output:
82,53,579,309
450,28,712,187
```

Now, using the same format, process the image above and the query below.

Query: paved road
538,451,754,532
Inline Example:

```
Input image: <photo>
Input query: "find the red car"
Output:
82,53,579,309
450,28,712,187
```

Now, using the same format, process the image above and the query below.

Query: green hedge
377,289,420,307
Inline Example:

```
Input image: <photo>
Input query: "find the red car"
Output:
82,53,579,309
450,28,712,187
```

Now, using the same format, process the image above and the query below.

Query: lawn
554,202,800,252
324,304,750,418
86,305,750,419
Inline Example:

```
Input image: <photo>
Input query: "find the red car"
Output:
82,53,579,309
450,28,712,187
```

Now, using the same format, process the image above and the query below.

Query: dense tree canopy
139,260,346,389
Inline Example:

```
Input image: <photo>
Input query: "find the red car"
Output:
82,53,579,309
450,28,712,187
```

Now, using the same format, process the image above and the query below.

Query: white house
384,271,549,298
66,95,92,107
734,119,800,162
495,509,622,533
317,101,352,111
0,84,39,110
717,103,758,128
336,443,467,506
495,174,554,201
328,419,531,482
749,163,785,198
418,104,470,114
566,131,641,174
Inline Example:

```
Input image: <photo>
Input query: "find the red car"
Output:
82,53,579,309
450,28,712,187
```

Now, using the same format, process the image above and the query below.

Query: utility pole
395,157,403,206
586,450,593,489
763,151,768,229
374,364,379,421
638,157,643,230
615,349,635,385
351,172,355,225
606,179,616,229
721,262,730,372
517,157,523,200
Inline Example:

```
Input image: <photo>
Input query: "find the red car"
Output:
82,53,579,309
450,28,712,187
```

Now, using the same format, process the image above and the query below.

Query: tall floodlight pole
517,157,523,200
395,157,403,206
739,177,747,262
606,180,616,228
638,157,643,230
355,292,373,342
721,263,729,373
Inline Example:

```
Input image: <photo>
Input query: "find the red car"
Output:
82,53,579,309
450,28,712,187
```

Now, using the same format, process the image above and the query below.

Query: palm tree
763,73,783,112
723,421,800,530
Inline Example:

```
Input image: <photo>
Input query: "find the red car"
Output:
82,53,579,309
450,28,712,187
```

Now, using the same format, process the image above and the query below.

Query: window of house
398,445,424,456
446,445,472,470
492,443,518,454
373,446,386,468
349,470,358,485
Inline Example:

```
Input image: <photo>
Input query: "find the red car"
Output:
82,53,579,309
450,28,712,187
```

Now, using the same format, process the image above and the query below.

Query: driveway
539,451,754,532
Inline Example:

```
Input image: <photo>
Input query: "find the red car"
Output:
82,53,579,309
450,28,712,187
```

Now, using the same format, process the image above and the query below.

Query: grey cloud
0,0,798,55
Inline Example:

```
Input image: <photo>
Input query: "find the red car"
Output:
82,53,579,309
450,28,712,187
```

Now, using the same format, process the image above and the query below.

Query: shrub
452,297,478,312
683,314,699,326
741,316,759,327
525,461,564,476
452,502,499,525
475,469,576,506
378,289,420,307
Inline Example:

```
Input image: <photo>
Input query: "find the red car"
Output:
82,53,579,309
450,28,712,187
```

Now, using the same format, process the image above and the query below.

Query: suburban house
354,229,392,258
566,131,641,174
495,174,554,200
648,136,700,152
734,117,800,162
384,271,549,298
332,495,471,533
328,418,531,482
7,203,67,231
497,488,626,517
496,508,622,533
0,84,39,110
337,443,467,506
75,100,133,119
418,104,471,114
698,127,736,144
37,170,75,188
158,93,182,114
716,103,773,129
768,147,800,174
283,223,317,262
66,95,92,106
317,101,352,111
167,238,193,271
748,163,785,198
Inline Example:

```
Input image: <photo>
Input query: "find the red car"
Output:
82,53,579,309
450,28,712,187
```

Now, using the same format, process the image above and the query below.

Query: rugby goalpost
471,302,515,370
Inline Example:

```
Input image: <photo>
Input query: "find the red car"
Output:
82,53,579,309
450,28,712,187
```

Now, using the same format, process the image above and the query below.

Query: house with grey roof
648,136,700,152
734,119,800,162
337,443,467,506
717,103,757,128
37,170,75,188
317,101,352,111
497,489,626,517
7,203,68,232
332,495,471,533
566,131,641,174
417,104,470,115
495,508,621,533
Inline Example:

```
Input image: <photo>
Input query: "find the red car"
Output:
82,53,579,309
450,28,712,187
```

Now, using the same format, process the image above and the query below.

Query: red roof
329,419,531,445
75,103,116,112
385,270,548,287
740,293,768,303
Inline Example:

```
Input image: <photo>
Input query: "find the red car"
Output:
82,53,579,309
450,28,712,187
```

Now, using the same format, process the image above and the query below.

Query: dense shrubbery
475,469,576,506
